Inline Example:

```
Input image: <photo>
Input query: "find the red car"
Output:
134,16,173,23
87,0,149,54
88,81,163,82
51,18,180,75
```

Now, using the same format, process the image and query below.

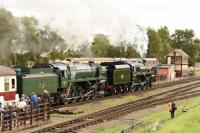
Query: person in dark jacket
41,90,52,106
31,92,38,107
168,101,177,119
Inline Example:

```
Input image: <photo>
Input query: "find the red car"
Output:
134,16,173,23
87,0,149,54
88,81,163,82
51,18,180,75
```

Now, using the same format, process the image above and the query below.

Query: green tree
65,49,81,58
171,29,197,65
171,29,194,49
146,28,163,61
0,8,16,40
91,34,111,57
158,26,172,63
49,50,66,60
0,8,18,58
125,44,140,58
0,8,67,65
194,39,200,62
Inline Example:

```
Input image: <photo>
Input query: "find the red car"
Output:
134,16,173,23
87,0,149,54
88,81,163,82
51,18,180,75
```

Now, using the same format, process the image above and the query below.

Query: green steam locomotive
13,60,154,105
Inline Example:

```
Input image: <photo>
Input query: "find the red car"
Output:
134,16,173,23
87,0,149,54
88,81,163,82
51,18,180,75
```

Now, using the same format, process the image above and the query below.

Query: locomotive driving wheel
126,86,129,92
69,88,78,103
54,93,62,105
63,98,70,105
79,96,84,101
120,87,123,93
91,95,96,100
101,93,104,98
77,86,85,102
113,88,117,94
142,83,145,90
146,81,151,89
131,85,136,92
71,98,77,103
143,83,148,90
85,95,91,101
91,93,98,100
137,85,142,91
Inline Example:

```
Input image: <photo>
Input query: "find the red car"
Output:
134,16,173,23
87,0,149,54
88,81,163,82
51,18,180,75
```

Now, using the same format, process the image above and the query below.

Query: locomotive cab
101,61,131,94
50,62,70,89
128,60,153,90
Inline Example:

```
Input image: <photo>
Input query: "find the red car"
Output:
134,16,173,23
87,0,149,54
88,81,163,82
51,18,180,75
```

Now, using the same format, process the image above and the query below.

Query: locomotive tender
10,60,153,105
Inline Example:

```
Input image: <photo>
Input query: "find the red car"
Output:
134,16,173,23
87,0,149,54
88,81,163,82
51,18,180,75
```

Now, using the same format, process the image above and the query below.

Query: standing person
0,102,3,111
168,101,177,119
41,90,52,106
25,95,31,105
21,94,30,105
31,92,38,107
21,94,26,102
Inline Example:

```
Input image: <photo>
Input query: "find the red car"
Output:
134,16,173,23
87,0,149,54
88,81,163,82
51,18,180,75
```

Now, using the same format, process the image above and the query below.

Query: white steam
2,0,148,55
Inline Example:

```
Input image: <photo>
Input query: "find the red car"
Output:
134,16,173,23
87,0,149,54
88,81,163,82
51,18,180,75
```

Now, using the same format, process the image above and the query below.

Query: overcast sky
1,0,200,54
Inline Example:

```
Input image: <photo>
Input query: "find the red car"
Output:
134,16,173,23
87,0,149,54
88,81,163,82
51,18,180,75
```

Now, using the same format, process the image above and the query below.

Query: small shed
156,64,175,81
167,49,189,77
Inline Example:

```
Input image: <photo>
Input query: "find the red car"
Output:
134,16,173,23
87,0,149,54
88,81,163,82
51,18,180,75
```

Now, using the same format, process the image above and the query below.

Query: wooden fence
0,103,50,132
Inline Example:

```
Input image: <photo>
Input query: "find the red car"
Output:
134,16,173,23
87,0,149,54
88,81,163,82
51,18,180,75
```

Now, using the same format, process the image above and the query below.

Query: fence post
30,104,33,125
37,104,39,126
17,108,19,128
9,107,12,131
43,103,46,121
24,106,27,127
0,112,1,129
47,103,50,121
1,111,4,132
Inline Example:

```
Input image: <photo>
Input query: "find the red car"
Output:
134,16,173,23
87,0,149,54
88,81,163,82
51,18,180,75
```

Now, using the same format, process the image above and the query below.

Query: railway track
33,80,200,133
52,76,200,110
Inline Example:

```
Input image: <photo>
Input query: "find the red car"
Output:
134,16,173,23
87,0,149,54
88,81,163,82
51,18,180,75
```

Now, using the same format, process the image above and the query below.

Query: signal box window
4,78,9,91
12,79,15,89
171,57,175,64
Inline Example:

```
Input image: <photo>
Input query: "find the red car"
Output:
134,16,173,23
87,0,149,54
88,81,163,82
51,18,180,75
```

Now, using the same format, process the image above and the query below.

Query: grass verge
95,124,128,133
51,95,138,119
133,96,200,133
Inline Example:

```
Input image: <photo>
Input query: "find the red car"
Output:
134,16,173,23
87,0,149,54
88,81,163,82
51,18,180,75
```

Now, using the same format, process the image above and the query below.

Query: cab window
61,70,67,78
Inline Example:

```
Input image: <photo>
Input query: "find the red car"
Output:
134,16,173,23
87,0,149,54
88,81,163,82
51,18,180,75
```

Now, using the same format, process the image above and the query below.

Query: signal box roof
167,49,189,58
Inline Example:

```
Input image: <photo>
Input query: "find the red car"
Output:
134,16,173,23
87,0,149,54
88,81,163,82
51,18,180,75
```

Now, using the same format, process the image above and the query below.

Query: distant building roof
167,49,189,58
129,58,159,61
157,64,174,68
